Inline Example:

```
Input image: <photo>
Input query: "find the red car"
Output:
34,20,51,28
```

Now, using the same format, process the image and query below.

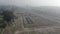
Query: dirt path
14,14,24,34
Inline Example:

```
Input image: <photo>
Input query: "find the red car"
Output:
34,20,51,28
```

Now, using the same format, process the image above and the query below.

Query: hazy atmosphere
0,0,60,6
0,0,60,34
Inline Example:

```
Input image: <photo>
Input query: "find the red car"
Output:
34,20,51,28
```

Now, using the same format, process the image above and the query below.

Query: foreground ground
1,12,60,34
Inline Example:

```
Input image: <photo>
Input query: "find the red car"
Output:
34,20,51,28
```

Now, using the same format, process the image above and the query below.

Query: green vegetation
0,15,4,22
0,28,3,34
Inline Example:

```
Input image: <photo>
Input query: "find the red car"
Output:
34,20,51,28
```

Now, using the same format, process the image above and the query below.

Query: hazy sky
0,0,60,6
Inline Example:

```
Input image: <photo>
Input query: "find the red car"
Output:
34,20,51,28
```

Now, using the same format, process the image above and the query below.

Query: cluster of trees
0,6,17,28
